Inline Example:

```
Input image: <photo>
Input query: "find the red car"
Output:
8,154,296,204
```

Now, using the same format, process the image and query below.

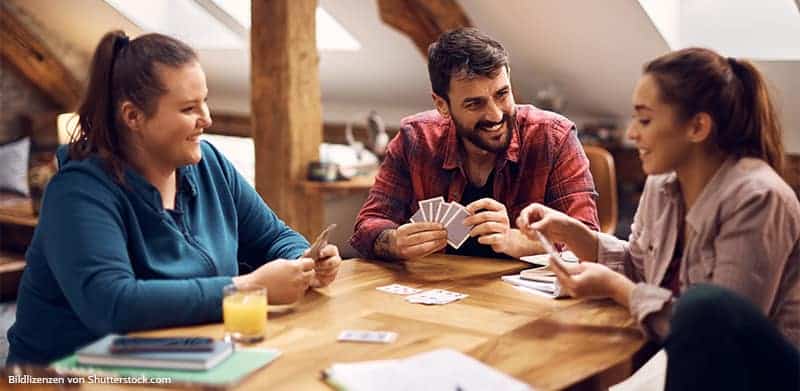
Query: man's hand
463,198,538,257
374,222,447,261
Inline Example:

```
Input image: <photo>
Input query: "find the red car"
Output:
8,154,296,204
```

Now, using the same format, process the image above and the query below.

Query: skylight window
104,0,243,49
639,0,800,60
210,0,362,51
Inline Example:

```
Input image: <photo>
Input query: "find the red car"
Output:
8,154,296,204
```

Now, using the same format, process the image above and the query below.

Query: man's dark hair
427,27,509,102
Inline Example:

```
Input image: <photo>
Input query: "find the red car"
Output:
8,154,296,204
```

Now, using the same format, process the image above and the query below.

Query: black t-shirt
446,171,512,259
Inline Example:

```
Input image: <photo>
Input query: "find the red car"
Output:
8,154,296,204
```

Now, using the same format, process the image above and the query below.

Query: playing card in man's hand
443,203,472,249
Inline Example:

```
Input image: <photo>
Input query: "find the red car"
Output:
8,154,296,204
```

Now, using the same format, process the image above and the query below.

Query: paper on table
323,348,531,391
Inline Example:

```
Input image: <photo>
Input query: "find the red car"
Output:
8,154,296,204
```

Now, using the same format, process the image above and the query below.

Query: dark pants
665,284,799,391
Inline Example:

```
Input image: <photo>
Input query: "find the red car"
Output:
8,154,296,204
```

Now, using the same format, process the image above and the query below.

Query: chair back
584,145,618,235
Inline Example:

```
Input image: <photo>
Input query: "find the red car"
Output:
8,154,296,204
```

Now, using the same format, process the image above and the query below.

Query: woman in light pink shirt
518,48,799,390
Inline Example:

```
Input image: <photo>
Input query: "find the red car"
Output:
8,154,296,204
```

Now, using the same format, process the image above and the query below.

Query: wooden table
12,255,647,390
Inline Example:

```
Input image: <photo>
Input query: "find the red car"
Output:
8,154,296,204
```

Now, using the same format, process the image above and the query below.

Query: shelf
299,173,376,194
0,194,38,227
0,251,25,274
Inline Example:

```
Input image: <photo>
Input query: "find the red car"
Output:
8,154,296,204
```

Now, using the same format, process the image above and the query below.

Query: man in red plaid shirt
350,28,598,261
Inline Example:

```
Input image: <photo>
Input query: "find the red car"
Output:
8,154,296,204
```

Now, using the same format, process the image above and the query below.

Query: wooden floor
14,255,647,390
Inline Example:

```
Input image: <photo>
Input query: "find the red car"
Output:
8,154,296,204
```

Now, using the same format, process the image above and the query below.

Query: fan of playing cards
410,197,474,249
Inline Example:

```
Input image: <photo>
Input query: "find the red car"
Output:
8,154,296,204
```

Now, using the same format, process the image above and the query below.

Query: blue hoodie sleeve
204,142,310,267
39,172,233,334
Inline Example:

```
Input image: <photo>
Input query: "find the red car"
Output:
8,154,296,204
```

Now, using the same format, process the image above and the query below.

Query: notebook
519,250,579,266
75,334,233,371
52,348,281,388
502,274,567,299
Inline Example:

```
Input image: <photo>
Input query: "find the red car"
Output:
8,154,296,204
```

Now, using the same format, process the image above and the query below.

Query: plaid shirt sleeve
350,129,415,258
545,127,599,231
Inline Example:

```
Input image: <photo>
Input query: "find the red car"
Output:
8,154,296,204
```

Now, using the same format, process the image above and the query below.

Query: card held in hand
308,224,337,261
443,204,472,249
410,207,426,223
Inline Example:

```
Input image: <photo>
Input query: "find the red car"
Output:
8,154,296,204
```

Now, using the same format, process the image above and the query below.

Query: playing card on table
405,289,468,305
337,330,397,344
443,204,473,249
376,284,421,295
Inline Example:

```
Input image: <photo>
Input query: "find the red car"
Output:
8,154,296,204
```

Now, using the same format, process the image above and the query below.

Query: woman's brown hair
644,47,785,177
69,30,197,183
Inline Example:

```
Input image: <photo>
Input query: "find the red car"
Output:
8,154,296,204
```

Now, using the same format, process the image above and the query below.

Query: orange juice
223,288,267,343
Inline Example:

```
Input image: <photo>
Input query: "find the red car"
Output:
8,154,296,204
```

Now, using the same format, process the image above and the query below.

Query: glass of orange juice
223,284,267,343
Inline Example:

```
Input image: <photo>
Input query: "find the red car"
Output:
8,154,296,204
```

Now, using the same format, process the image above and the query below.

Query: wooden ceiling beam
0,4,83,110
377,0,473,57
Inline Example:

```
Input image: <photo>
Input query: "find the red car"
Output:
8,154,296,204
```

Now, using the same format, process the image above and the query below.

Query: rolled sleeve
596,232,629,274
629,283,675,341
350,129,414,259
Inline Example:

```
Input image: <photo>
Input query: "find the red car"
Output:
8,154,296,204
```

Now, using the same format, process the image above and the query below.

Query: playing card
434,202,450,223
419,197,444,223
443,204,472,249
337,330,397,344
405,289,468,305
308,224,337,261
438,202,458,225
410,207,426,223
534,230,571,276
376,284,421,295
417,200,428,221
433,199,446,222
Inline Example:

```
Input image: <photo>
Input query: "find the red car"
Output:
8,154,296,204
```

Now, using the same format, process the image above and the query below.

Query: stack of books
51,335,281,388
75,335,233,370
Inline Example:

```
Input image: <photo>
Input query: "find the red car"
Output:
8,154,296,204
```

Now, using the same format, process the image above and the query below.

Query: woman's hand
516,203,599,261
305,244,342,288
233,258,315,304
549,260,635,308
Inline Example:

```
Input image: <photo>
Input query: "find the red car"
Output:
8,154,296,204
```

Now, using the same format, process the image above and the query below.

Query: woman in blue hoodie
7,31,341,364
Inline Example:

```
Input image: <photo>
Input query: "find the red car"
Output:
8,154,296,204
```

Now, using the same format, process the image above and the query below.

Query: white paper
324,349,531,391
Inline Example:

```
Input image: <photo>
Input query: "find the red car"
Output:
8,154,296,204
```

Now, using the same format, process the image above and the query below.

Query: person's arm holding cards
463,198,541,258
517,203,634,307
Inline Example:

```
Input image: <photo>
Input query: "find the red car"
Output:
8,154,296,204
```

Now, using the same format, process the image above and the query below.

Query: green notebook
50,348,281,388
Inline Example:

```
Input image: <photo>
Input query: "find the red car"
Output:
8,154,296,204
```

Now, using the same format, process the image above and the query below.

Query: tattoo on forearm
374,229,397,260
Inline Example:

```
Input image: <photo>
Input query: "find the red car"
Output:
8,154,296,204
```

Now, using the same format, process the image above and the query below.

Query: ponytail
644,48,785,177
69,31,197,184
71,31,129,183
726,58,785,177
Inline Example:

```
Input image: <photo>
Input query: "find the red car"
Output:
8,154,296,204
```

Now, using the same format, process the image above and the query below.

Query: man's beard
452,109,515,154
